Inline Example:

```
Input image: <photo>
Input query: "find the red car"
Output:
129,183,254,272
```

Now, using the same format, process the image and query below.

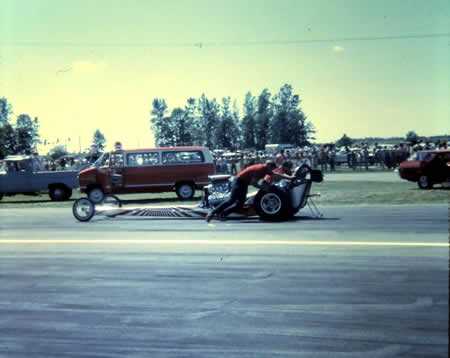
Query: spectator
329,146,336,172
275,149,286,166
319,146,328,172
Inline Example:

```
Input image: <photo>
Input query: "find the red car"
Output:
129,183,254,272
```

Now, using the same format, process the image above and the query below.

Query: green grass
0,180,448,209
311,181,449,205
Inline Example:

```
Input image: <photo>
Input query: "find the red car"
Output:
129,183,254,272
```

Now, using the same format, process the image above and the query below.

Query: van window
127,152,160,167
162,151,204,164
111,152,124,168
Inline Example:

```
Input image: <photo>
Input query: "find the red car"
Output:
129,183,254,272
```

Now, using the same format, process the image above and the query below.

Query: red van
78,146,215,202
399,150,450,189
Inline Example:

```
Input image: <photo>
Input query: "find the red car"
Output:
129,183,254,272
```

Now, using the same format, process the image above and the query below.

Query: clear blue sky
1,0,449,151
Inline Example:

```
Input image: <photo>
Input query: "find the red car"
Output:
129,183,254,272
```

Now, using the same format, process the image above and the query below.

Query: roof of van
4,155,33,161
119,146,209,153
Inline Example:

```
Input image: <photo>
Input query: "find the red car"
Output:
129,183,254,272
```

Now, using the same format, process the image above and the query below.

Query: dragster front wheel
73,198,95,222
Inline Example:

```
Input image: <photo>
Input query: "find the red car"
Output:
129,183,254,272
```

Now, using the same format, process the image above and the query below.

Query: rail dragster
72,165,323,222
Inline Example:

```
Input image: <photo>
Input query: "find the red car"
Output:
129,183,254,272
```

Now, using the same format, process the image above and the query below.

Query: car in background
398,150,450,189
78,146,215,202
0,155,79,201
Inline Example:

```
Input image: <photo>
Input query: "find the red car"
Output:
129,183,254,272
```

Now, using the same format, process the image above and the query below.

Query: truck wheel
63,189,73,200
176,183,195,200
88,187,105,203
49,185,70,201
254,188,291,221
418,175,432,190
73,198,95,222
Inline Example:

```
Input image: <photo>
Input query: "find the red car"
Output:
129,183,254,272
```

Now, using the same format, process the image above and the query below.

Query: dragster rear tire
73,198,95,222
254,188,291,222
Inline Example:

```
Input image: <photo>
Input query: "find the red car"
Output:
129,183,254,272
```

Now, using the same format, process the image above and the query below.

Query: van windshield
93,153,110,167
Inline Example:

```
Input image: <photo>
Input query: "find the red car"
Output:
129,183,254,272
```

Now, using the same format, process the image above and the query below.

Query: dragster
72,165,323,222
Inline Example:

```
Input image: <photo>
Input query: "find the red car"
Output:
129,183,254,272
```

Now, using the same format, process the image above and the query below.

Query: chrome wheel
72,198,95,222
260,193,282,215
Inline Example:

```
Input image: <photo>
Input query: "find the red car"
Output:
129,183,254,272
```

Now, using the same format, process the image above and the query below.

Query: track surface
0,204,448,357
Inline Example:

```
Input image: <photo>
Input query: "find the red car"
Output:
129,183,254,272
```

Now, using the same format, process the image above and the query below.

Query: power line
1,33,449,48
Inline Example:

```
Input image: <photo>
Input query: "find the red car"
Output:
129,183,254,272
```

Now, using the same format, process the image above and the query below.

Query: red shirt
237,164,273,185
264,167,287,184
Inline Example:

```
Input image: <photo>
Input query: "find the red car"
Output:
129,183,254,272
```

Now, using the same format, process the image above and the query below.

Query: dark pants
210,178,248,218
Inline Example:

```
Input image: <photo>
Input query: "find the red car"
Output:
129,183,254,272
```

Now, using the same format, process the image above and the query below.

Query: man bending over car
206,160,295,222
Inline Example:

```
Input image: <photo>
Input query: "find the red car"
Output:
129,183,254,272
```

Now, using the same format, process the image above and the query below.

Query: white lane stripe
0,240,448,247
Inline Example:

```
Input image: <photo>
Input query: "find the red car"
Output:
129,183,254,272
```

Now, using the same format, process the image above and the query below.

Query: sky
1,0,449,152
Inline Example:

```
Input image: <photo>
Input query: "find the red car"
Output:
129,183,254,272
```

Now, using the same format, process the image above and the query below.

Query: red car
399,150,450,189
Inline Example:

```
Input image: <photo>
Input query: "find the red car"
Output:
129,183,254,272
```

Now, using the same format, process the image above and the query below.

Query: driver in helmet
205,160,294,222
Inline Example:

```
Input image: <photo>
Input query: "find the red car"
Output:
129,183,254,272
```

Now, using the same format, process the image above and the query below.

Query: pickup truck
0,155,79,201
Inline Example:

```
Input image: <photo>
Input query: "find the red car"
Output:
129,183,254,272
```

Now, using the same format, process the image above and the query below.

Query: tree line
0,97,40,159
150,84,314,150
0,97,108,160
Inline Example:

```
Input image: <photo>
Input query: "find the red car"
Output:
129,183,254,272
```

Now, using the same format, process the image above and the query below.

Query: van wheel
49,185,71,201
254,188,291,221
88,187,105,203
176,183,195,200
418,175,432,189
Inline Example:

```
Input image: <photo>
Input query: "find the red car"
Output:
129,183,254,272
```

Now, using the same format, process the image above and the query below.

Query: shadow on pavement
205,216,340,224
119,197,201,205
0,198,76,204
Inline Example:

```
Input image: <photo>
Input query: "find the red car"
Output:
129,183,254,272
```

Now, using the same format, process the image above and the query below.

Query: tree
271,85,294,144
270,84,312,146
215,97,240,150
170,106,195,146
0,97,15,158
255,89,272,150
197,94,220,149
15,114,40,154
0,123,16,159
92,129,106,152
150,98,174,146
187,98,205,146
336,134,353,148
48,145,68,161
405,131,419,145
231,100,242,149
241,92,256,149
0,97,12,126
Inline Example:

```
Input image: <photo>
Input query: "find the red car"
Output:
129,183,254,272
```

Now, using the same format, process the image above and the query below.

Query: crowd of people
213,140,449,174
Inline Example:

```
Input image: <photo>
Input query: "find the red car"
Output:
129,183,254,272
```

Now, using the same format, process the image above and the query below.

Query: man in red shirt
206,160,294,222
264,161,293,184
